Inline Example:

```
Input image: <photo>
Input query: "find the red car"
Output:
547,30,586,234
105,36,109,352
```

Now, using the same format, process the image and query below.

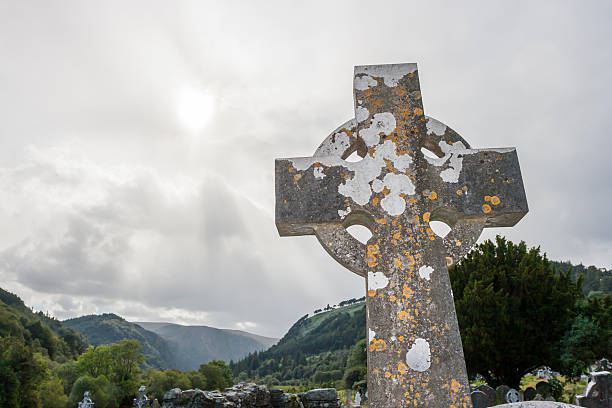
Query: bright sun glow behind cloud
176,87,215,132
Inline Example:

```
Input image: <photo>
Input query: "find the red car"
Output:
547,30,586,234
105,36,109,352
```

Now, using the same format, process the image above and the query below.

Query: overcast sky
0,0,611,338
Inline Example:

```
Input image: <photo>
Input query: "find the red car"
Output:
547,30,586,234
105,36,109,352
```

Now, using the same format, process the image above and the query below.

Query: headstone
134,386,151,408
78,391,95,408
476,384,496,403
470,389,490,408
496,386,511,404
535,381,552,398
505,388,520,403
575,370,612,408
523,387,536,401
151,399,160,408
275,63,528,408
301,388,340,408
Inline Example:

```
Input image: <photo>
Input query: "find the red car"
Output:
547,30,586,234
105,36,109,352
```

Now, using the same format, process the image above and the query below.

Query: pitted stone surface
275,63,528,408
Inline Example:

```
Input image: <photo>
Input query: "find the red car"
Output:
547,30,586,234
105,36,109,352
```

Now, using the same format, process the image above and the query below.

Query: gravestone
275,63,528,407
476,384,496,404
134,386,151,408
523,387,537,401
78,391,95,408
471,390,491,408
576,371,612,408
506,389,520,403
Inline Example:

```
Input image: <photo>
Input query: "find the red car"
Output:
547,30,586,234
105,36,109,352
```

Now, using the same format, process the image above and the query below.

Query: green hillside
136,322,277,371
0,287,88,362
63,314,175,369
230,299,366,386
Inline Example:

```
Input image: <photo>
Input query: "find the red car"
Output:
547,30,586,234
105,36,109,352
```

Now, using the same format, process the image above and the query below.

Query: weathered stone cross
275,63,528,408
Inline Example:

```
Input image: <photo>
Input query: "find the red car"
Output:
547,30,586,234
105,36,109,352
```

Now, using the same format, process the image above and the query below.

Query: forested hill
551,261,612,298
230,299,366,385
0,287,88,361
63,313,175,369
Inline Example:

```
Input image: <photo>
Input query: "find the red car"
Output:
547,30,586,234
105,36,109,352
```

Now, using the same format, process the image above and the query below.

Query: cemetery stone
476,384,497,403
134,386,151,408
506,389,521,403
575,370,612,408
275,63,527,408
496,386,511,404
471,390,491,408
523,387,537,401
78,391,95,408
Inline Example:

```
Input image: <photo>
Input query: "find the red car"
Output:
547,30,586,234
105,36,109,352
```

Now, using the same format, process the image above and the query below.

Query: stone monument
275,63,529,407
78,391,94,408
134,386,151,408
576,371,612,408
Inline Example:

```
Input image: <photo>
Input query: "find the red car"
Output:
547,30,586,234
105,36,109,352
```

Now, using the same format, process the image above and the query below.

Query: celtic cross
275,63,528,408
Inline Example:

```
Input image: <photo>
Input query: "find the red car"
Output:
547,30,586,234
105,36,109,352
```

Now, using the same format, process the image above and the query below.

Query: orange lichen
490,195,500,205
369,339,387,352
423,212,431,222
367,244,380,267
446,256,454,266
482,204,492,213
372,196,379,206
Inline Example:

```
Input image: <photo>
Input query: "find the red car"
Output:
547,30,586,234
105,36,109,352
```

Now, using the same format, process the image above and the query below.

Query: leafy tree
200,360,233,390
144,369,192,400
449,236,583,388
0,358,19,408
186,370,207,390
559,316,602,377
56,360,80,394
70,375,116,408
0,337,45,408
77,344,113,378
39,374,69,408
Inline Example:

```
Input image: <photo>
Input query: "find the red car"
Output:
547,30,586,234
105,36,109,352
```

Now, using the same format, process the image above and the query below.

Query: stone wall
161,384,340,408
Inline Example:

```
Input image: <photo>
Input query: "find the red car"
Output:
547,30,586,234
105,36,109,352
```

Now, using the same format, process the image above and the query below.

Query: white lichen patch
423,140,469,183
290,138,416,216
380,173,415,216
356,106,369,123
359,112,396,147
355,64,417,87
426,117,447,136
418,265,434,281
338,206,351,219
313,166,326,179
369,328,376,343
368,271,389,291
354,75,378,90
405,338,431,372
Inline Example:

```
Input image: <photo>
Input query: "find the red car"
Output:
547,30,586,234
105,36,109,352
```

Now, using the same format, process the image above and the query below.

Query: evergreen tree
449,236,583,388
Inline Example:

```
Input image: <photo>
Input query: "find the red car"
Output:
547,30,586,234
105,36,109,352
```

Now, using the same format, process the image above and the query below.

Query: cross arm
424,147,528,228
275,157,351,237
